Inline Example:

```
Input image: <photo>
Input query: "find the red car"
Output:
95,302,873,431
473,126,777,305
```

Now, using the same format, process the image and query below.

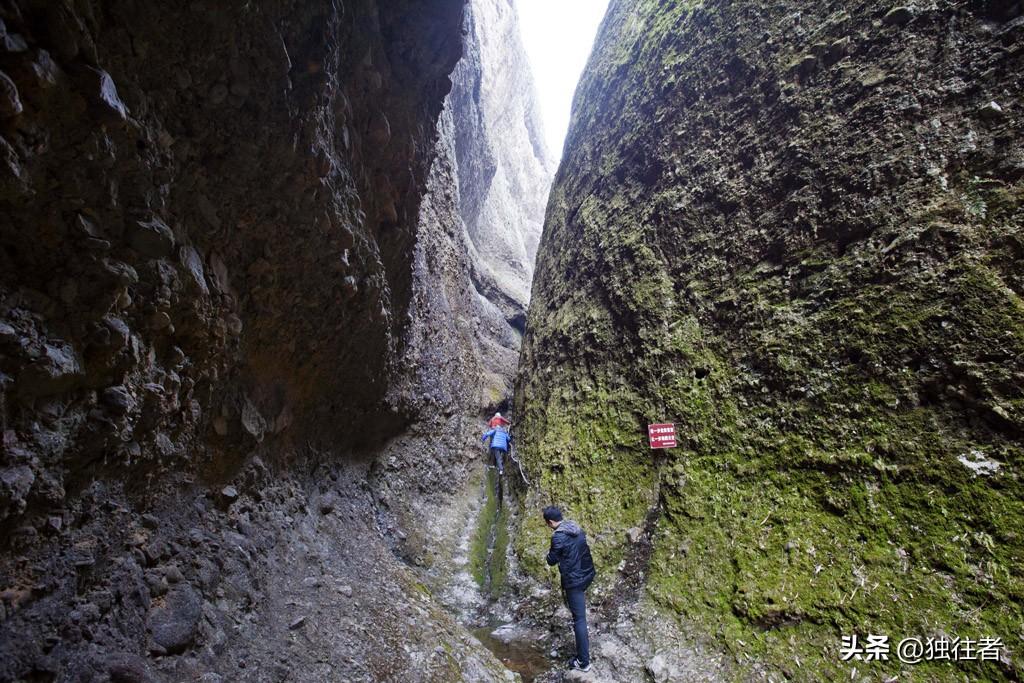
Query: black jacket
546,520,596,590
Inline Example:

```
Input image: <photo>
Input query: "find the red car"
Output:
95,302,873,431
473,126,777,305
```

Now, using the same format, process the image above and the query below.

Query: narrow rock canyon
1,0,1022,682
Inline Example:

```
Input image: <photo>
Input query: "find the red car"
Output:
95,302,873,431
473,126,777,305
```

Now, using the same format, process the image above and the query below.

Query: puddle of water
472,626,551,682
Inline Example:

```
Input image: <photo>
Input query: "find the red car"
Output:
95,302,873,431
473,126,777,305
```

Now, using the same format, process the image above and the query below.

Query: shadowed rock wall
0,0,464,526
516,0,1024,680
0,1,525,680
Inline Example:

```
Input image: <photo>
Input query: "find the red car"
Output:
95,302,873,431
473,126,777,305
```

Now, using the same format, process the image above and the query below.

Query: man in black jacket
544,505,596,672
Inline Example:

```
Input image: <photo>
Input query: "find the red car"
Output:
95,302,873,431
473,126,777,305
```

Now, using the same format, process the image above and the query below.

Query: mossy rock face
515,0,1024,679
470,469,510,599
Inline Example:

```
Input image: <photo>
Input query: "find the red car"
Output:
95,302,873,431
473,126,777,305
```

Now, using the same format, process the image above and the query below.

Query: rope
507,430,530,487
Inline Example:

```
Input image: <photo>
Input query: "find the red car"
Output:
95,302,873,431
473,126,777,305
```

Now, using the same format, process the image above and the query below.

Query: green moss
469,469,509,599
518,178,1024,680
517,0,1024,676
490,504,510,597
647,440,1023,680
607,0,704,70
469,471,498,587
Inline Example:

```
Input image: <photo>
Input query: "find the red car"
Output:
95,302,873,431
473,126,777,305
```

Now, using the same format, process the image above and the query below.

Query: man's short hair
543,505,563,522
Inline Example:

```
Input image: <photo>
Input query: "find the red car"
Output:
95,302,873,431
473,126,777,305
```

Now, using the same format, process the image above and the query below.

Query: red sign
648,423,676,449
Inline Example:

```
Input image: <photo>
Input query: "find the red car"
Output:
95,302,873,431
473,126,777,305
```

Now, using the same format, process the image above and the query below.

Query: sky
516,0,611,160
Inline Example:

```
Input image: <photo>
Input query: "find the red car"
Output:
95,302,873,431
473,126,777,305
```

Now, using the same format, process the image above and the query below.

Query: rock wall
450,0,555,340
0,1,522,680
370,0,554,597
0,0,465,529
516,0,1023,680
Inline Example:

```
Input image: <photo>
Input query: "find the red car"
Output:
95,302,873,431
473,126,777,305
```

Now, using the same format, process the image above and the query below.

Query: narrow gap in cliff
518,0,610,160
439,3,614,680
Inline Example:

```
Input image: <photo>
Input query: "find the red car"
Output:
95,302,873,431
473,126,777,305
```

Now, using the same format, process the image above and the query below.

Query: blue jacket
481,428,511,451
546,520,596,590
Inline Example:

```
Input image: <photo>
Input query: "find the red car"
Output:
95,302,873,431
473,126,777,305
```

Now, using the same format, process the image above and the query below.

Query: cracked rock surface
516,0,1024,681
451,0,556,336
0,0,534,680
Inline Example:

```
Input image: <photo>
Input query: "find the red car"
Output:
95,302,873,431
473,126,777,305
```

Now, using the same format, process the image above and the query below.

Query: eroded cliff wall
368,0,554,575
451,0,555,341
0,1,520,680
516,0,1023,680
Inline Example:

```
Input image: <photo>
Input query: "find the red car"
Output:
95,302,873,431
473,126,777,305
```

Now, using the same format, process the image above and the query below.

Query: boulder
147,584,202,654
979,100,1005,120
129,218,175,258
240,398,266,441
19,342,83,396
106,653,156,683
84,67,129,119
0,465,35,518
101,386,134,415
646,654,677,683
179,246,209,294
882,6,914,25
0,70,22,117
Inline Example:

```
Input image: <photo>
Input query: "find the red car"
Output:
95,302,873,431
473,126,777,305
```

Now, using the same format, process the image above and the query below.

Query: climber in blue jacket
481,424,511,475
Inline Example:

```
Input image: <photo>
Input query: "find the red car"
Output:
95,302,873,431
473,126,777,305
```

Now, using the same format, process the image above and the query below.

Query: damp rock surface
0,0,525,681
516,0,1024,681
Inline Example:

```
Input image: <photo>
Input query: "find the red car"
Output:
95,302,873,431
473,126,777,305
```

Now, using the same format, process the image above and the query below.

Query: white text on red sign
648,423,676,449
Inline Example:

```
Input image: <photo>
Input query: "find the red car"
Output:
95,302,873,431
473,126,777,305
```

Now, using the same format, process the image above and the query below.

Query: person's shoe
498,468,504,475
568,658,591,672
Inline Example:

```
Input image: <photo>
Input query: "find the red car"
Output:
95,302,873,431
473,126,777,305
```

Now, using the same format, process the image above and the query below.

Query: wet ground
432,463,734,682
426,463,563,680
472,626,552,682
467,469,554,680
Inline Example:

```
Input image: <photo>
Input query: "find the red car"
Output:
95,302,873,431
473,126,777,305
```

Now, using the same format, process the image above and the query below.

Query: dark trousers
490,447,505,472
563,586,590,666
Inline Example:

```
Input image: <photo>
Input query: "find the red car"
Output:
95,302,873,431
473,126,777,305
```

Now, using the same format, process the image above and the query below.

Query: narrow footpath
424,436,733,683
